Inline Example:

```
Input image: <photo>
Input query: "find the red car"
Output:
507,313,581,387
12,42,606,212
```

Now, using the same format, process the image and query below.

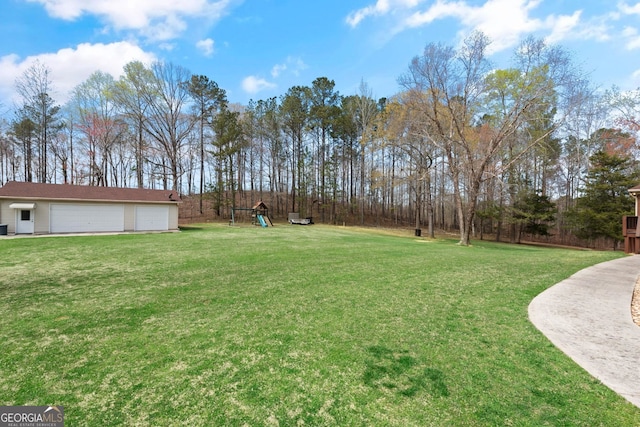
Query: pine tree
567,149,640,247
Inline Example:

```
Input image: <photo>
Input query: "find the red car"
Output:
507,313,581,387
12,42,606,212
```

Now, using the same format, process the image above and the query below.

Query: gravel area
633,279,640,327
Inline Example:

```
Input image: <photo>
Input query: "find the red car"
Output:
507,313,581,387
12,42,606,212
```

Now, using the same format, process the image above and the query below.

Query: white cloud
631,69,640,88
571,19,612,43
619,2,640,16
623,26,640,49
347,0,588,54
0,42,156,106
25,0,240,41
241,76,276,94
346,0,422,27
467,0,545,52
403,0,467,28
271,56,308,78
196,38,215,56
271,63,287,78
403,0,547,52
288,57,308,76
158,42,177,51
346,1,389,27
544,10,582,44
139,13,188,41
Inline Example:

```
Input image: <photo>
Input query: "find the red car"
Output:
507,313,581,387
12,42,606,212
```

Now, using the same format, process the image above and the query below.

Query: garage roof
0,181,181,204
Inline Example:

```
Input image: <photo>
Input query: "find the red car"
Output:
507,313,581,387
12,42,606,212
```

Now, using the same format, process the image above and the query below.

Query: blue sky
1,0,639,109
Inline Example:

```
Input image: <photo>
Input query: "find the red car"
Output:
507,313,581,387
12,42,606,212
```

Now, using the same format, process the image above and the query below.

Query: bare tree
353,80,378,224
14,60,61,182
113,61,156,188
400,32,583,245
72,71,123,186
140,62,196,192
280,86,310,214
383,95,435,236
0,117,17,183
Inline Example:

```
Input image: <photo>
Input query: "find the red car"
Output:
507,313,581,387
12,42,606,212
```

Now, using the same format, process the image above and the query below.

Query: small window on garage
20,210,31,221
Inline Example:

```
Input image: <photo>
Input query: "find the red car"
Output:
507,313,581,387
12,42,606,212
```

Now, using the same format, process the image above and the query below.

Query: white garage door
50,204,125,233
135,206,169,231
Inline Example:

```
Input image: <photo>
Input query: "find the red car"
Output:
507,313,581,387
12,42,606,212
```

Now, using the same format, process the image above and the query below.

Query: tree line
1,32,639,247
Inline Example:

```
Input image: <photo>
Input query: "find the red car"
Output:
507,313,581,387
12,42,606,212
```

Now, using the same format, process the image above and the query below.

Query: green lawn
1,224,638,426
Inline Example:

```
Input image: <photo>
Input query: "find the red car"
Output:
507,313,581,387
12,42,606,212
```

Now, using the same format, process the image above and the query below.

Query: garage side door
50,204,125,233
135,206,169,231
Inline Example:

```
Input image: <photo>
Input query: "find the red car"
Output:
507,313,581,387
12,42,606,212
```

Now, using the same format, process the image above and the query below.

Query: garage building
0,181,181,235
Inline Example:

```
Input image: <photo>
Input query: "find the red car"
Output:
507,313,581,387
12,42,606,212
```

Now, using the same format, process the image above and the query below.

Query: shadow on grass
363,345,450,398
178,225,205,232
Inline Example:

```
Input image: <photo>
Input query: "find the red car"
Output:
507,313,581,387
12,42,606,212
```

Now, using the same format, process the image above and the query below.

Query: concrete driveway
529,255,640,408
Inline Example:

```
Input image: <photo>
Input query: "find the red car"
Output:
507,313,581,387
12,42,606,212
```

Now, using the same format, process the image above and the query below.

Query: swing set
229,201,274,227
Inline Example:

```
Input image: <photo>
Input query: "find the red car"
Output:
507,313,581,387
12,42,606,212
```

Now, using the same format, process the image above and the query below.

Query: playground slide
257,214,268,227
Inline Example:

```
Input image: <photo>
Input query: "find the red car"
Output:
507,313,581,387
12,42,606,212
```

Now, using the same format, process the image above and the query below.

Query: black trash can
414,228,421,237
0,224,7,236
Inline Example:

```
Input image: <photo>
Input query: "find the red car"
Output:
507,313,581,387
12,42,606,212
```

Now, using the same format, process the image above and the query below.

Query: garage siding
2,203,177,235
50,204,125,233
0,203,12,233
33,204,50,234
